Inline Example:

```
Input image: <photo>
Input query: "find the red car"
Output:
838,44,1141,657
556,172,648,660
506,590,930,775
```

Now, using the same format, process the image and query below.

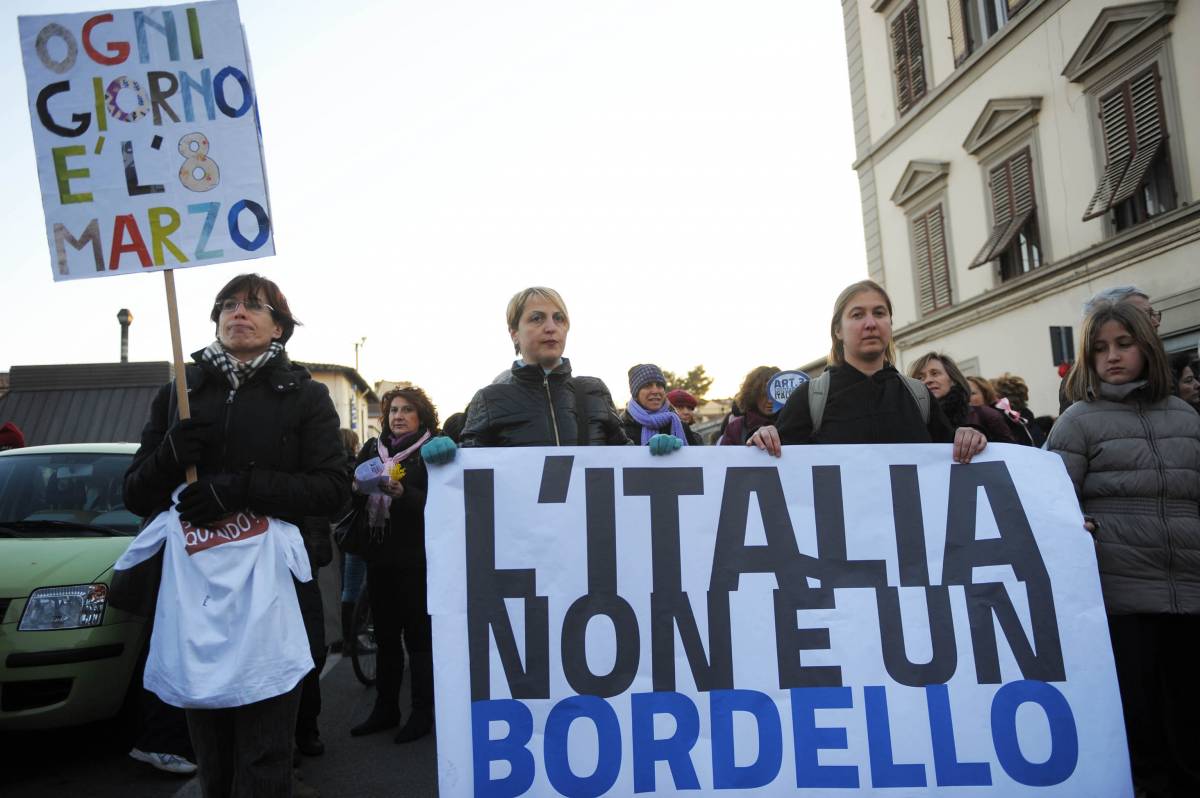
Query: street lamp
117,308,133,363
354,337,367,372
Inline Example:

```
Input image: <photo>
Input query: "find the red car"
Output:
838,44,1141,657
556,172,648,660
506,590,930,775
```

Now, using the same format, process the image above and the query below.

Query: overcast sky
1,0,866,412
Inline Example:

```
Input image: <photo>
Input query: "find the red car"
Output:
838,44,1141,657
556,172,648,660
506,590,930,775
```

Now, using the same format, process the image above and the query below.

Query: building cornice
1063,1,1176,83
962,97,1042,156
894,203,1200,348
891,160,950,207
853,0,1067,171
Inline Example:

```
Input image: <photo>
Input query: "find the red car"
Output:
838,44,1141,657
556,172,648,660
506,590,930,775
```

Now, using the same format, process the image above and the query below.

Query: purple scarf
626,400,687,445
366,428,431,536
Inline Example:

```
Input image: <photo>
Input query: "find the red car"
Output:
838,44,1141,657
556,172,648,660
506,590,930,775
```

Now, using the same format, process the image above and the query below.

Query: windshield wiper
0,520,125,537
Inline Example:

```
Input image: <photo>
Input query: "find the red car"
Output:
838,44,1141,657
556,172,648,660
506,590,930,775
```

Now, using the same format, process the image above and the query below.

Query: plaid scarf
201,340,283,392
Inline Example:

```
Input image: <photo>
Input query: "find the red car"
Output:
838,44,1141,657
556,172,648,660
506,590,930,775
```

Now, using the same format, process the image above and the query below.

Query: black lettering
773,588,842,687
465,469,549,701
875,586,957,686
941,462,1064,683
37,81,89,137
813,466,888,587
147,70,181,126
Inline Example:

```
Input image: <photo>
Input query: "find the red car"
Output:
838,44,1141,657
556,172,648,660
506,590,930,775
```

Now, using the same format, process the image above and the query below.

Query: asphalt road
0,652,440,798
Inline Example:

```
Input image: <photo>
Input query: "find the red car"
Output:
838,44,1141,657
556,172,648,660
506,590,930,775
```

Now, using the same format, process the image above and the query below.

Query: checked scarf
201,340,284,392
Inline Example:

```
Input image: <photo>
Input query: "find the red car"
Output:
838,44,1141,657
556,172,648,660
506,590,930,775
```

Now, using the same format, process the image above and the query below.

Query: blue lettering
991,680,1078,786
865,686,926,788
544,695,622,797
711,689,783,790
471,699,535,798
790,687,859,788
926,684,991,786
631,691,700,793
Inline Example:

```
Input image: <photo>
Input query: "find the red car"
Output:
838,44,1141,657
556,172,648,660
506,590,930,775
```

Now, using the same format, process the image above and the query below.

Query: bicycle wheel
350,594,377,686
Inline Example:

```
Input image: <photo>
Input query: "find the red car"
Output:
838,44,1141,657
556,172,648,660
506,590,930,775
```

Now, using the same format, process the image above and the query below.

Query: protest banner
426,444,1132,797
19,0,273,281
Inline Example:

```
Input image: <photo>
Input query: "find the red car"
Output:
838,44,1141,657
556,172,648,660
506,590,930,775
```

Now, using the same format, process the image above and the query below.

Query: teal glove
421,436,458,465
648,434,683,456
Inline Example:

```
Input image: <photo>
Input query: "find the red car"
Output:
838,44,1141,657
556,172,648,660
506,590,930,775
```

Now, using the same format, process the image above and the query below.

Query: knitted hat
628,364,666,397
0,422,25,450
666,389,697,409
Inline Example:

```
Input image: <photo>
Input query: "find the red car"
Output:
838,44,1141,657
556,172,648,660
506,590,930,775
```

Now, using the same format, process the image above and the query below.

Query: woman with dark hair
908,352,1016,444
1169,352,1199,411
717,365,780,446
1047,301,1200,796
421,287,683,464
349,387,439,743
622,364,697,447
123,273,347,796
993,372,1046,446
748,280,985,461
967,374,1036,446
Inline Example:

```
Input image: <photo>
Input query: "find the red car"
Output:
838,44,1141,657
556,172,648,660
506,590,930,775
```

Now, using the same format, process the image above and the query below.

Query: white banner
426,444,1131,797
19,0,273,281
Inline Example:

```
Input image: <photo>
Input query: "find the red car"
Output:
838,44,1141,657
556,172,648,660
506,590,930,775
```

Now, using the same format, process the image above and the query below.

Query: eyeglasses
1148,308,1163,323
215,299,275,314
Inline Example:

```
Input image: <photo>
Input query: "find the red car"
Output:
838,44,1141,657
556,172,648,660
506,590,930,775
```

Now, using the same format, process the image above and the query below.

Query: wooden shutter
892,2,927,115
948,0,970,66
913,205,952,315
1083,65,1168,220
1007,0,1030,16
971,148,1036,267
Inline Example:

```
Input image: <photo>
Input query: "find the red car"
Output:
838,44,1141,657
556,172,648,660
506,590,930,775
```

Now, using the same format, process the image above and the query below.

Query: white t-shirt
116,488,314,709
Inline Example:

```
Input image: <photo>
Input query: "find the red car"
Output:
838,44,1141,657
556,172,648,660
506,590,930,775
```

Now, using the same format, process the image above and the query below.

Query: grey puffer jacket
1047,380,1200,615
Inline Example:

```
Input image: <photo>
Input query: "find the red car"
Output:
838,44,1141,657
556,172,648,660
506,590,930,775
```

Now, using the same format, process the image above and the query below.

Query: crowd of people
93,274,1199,797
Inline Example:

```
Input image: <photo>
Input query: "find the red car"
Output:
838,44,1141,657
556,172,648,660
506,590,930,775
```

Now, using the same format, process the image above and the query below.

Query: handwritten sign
19,1,273,281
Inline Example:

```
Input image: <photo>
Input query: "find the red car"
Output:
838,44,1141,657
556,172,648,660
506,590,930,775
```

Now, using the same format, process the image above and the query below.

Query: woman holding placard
746,279,986,462
1047,300,1200,796
347,387,439,743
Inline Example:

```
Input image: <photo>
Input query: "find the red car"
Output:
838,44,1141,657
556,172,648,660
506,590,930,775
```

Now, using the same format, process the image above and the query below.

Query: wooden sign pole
163,269,198,485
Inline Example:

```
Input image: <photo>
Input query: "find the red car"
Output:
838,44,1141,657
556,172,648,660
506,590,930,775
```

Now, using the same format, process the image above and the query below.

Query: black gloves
156,418,213,472
177,473,250,525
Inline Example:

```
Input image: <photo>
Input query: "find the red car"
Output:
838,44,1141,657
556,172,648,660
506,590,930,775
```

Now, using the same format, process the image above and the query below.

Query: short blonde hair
829,280,897,366
506,287,569,355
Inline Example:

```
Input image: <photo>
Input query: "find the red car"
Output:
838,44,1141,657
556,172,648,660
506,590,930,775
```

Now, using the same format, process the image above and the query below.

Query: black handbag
333,505,370,556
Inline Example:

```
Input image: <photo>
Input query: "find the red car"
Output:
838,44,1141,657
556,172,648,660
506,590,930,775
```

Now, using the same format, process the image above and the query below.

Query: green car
0,443,149,730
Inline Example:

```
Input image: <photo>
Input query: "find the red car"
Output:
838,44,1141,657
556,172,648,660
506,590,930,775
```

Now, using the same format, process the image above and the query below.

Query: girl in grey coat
1047,300,1200,797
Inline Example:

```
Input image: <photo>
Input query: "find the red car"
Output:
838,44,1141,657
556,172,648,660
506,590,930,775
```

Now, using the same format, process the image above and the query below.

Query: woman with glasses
123,273,348,797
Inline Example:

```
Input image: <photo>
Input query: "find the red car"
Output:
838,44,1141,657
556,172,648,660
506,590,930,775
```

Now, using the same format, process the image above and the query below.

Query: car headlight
18,584,108,631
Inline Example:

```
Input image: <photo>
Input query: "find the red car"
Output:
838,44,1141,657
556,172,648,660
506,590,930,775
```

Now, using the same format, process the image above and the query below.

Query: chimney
117,308,133,363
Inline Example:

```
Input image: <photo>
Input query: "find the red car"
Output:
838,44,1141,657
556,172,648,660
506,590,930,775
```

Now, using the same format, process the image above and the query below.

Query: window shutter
913,213,934,314
913,205,952,315
892,2,926,115
928,206,952,310
905,4,927,103
948,0,970,66
1082,65,1167,221
1007,0,1030,16
1110,66,1167,205
971,148,1036,267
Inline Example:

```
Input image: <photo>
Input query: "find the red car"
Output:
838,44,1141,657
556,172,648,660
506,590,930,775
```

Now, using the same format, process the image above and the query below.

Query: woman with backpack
747,279,986,462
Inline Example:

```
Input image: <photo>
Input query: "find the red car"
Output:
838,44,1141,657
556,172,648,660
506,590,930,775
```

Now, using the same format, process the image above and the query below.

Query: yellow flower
389,462,407,481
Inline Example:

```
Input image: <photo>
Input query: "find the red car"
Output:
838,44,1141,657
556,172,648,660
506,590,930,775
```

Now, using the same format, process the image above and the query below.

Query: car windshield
0,452,141,535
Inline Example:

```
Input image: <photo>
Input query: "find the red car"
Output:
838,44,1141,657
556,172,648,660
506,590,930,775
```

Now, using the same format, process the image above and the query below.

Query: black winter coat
461,359,629,447
123,350,349,562
620,409,703,446
351,437,428,568
775,363,956,444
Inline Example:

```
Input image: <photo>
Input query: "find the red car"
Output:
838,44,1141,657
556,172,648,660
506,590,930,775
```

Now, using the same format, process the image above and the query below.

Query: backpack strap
808,372,831,435
809,370,930,434
899,375,931,425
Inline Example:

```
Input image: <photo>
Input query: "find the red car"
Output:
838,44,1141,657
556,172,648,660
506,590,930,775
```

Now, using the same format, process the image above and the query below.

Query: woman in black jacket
348,386,438,743
423,287,685,462
748,280,987,462
123,273,347,797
